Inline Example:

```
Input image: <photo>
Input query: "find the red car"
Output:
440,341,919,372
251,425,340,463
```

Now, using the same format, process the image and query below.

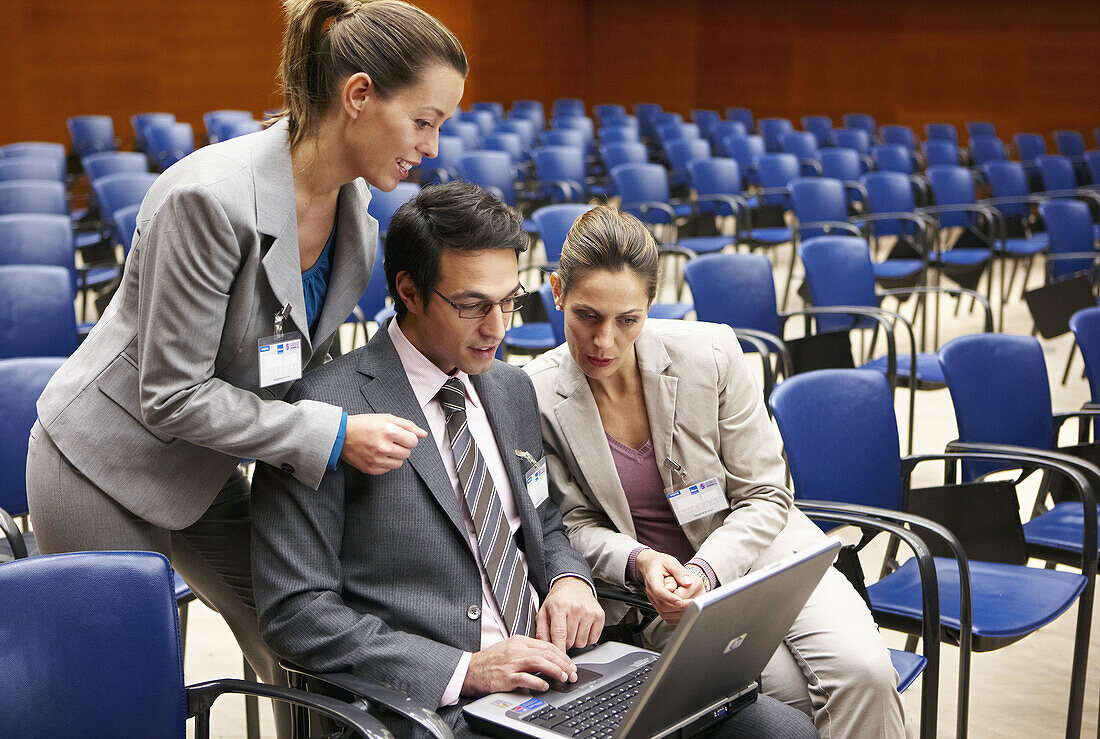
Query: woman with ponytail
27,1,467,724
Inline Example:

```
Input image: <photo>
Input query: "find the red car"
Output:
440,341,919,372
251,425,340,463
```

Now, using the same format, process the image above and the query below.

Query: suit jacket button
467,604,481,620
280,462,294,474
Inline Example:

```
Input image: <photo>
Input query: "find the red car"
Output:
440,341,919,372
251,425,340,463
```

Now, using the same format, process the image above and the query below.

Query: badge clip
274,303,292,340
663,457,691,487
515,449,539,467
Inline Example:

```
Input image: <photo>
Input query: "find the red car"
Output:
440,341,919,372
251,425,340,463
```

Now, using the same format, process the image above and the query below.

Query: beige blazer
525,319,824,594
36,121,377,529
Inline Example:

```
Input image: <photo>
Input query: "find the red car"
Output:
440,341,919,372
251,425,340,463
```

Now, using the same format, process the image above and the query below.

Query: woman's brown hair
276,0,467,149
557,206,660,302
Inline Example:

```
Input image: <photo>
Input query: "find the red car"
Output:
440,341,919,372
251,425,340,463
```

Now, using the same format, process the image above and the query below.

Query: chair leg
781,238,798,311
1061,344,1077,386
243,658,260,739
1067,576,1093,738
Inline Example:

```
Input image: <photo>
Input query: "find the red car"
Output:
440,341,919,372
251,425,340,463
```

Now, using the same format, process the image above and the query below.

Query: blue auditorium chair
66,115,117,157
0,265,79,358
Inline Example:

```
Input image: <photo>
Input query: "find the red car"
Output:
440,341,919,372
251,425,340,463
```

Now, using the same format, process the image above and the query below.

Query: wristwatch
685,563,711,592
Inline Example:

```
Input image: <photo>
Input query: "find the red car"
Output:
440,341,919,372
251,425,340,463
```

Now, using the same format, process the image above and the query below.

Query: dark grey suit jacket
251,322,592,734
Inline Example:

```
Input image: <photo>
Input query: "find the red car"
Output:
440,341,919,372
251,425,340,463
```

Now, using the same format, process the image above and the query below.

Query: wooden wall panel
2,1,1097,149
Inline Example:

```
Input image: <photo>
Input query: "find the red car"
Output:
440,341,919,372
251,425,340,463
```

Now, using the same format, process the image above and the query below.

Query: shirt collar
388,317,481,411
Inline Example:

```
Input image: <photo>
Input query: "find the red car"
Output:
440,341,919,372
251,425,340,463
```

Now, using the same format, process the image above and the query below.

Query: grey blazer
524,320,824,595
36,121,377,529
250,322,592,731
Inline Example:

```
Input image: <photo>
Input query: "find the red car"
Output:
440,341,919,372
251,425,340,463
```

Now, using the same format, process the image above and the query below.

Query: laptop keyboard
519,663,653,737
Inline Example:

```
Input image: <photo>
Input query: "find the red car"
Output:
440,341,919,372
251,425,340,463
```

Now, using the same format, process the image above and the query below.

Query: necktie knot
437,377,466,417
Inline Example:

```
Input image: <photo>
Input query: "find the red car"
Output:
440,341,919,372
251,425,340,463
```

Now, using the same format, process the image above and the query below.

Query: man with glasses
250,181,606,735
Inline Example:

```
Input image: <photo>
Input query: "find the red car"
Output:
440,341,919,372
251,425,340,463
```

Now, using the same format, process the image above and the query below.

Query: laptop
464,536,841,739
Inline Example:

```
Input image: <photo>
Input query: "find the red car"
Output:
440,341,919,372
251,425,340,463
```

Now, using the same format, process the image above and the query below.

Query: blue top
302,221,347,470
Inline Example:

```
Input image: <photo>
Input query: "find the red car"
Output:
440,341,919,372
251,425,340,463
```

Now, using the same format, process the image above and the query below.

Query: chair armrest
795,220,863,237
878,286,993,332
187,677,395,739
623,201,676,224
658,245,697,260
547,179,582,202
1036,188,1100,209
799,158,824,176
281,663,454,739
979,194,1048,209
733,327,793,381
0,506,27,560
1052,408,1100,439
730,329,778,402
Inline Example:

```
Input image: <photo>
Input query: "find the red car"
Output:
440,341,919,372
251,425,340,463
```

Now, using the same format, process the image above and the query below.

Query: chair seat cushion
873,259,923,281
889,648,926,694
747,227,791,244
867,557,1086,642
933,248,991,267
679,236,733,254
504,322,557,351
861,352,944,385
648,302,693,320
1022,501,1098,554
1003,235,1048,256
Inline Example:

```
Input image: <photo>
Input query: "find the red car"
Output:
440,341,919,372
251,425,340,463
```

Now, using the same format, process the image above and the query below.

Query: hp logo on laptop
723,633,747,654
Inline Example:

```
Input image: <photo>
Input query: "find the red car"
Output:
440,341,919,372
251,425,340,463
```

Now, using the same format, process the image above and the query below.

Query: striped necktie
437,377,535,637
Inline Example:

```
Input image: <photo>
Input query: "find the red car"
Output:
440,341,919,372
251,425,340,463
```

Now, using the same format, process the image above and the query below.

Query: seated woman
525,206,908,739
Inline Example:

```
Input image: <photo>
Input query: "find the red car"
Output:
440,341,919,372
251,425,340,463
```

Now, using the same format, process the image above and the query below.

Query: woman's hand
340,413,428,475
634,549,702,625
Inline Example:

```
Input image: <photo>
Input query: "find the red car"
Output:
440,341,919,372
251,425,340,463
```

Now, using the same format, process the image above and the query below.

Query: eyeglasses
431,287,529,319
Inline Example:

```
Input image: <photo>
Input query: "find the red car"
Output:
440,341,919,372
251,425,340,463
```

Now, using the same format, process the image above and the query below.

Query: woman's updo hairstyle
556,206,660,302
276,0,467,149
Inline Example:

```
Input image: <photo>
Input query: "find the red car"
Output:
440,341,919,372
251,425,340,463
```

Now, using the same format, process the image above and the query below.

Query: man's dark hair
384,181,528,318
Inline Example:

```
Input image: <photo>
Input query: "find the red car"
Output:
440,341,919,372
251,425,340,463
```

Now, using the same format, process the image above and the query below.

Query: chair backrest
417,134,463,184
664,137,711,176
441,119,479,150
552,98,585,118
722,135,765,175
610,163,671,213
0,214,76,280
834,128,871,155
594,104,627,126
481,132,524,164
1039,198,1095,280
939,333,1055,480
711,120,747,153
537,281,565,345
131,112,175,151
881,125,917,150
0,157,65,183
0,265,78,358
599,141,647,172
756,153,800,206
1053,130,1085,159
770,369,904,510
725,107,754,134
598,126,639,144
789,177,849,240
0,551,187,737
861,170,918,238
542,129,586,149
82,151,149,181
367,182,419,234
114,204,141,255
0,180,67,216
1014,133,1047,164
532,204,594,264
92,172,159,219
634,103,663,138
843,113,877,138
509,100,545,132
688,157,743,199
758,117,794,152
969,136,1007,166
552,116,595,142
800,115,834,148
926,165,977,227
203,109,252,143
354,243,389,321
472,101,505,122
924,123,958,146
873,144,913,174
0,142,67,164
656,122,700,146
495,118,536,148
533,146,585,198
818,147,862,182
0,356,65,514
682,252,782,336
799,236,879,334
1035,154,1077,192
66,115,116,156
691,108,720,129
457,109,495,137
1071,307,1100,404
922,139,959,167
456,151,516,205
146,123,195,170
221,118,263,140
1086,151,1100,187
966,121,996,141
780,131,818,160
982,160,1030,218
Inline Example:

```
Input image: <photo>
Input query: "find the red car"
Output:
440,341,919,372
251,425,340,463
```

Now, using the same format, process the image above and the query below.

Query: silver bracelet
685,564,711,592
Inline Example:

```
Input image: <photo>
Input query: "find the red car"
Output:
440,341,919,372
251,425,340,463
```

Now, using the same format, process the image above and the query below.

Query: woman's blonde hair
275,0,467,149
557,206,660,302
